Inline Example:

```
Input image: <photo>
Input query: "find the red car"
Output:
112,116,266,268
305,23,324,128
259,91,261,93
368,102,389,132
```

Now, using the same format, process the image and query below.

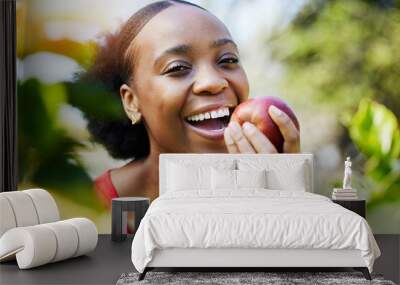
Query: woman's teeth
186,107,230,122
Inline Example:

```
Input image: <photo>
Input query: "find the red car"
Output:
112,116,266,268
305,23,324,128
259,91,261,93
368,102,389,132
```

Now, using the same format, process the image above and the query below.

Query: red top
93,170,119,208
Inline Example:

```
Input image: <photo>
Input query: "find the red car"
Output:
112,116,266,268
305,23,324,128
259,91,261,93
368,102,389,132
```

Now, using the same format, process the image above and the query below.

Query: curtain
0,0,17,192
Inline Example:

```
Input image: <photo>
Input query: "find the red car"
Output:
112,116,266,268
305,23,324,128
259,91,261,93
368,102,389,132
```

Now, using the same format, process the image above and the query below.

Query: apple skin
231,96,300,153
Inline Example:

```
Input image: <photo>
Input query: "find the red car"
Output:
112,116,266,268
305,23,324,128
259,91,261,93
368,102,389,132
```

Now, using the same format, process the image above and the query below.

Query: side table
332,199,366,218
112,197,149,242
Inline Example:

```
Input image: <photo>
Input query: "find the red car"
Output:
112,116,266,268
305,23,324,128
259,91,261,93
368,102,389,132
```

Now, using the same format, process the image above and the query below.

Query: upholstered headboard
159,153,314,195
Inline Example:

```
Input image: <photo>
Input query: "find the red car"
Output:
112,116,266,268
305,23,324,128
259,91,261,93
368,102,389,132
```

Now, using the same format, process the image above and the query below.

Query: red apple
231,96,300,153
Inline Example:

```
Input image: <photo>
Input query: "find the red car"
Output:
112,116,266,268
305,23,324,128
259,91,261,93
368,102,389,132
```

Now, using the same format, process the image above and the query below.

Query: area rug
116,271,396,285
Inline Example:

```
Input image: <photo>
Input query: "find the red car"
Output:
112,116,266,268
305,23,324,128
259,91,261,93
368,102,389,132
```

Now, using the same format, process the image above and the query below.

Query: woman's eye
164,64,190,75
219,56,239,65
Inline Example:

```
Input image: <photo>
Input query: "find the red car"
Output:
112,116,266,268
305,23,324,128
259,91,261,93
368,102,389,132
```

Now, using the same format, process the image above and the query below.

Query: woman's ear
120,84,142,124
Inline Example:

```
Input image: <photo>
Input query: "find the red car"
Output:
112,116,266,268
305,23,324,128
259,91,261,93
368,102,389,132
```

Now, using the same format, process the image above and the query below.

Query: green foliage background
270,0,400,116
269,0,400,232
16,0,400,233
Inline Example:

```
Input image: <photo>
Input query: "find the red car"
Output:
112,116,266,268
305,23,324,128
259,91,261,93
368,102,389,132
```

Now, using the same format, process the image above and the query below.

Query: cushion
211,169,268,190
166,162,211,191
0,190,60,237
0,225,57,268
24,189,60,224
237,159,308,191
0,196,17,237
166,160,236,191
63,218,98,257
0,192,39,227
42,221,79,262
236,169,267,189
267,163,307,191
211,168,236,190
0,218,97,269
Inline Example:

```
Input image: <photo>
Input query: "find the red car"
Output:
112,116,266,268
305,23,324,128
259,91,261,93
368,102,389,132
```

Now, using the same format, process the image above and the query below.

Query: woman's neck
143,145,161,189
110,142,161,200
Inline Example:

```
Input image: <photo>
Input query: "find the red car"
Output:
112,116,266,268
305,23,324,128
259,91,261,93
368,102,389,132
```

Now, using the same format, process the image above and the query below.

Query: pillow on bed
211,169,267,190
236,169,267,189
166,160,236,192
166,163,210,191
211,168,236,190
267,164,307,191
237,159,308,191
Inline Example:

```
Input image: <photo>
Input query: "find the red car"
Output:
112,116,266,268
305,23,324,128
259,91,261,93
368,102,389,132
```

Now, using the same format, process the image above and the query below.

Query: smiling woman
80,0,299,206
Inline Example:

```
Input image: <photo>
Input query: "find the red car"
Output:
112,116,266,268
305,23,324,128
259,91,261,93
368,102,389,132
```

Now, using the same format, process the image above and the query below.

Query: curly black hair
78,0,206,160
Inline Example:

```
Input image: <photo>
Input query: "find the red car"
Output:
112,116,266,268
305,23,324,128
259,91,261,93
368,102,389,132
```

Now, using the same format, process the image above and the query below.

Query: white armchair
0,189,98,269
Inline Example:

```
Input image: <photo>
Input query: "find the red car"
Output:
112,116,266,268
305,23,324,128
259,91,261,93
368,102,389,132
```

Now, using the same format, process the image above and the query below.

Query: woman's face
125,4,249,154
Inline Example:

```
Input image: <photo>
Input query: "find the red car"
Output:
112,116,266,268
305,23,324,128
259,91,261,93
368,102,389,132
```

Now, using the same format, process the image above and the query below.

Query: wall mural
16,0,400,233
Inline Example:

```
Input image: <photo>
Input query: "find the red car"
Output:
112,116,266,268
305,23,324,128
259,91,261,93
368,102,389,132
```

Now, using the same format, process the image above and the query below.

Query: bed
131,153,380,281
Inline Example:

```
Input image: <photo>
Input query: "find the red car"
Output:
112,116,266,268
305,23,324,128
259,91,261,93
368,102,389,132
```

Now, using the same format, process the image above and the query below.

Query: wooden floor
0,235,399,285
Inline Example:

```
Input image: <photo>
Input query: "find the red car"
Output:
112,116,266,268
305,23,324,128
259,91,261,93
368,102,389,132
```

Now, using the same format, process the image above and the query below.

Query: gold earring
130,112,141,125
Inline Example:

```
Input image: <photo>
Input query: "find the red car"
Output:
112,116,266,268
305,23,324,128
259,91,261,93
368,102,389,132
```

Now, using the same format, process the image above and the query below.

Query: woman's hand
224,105,300,153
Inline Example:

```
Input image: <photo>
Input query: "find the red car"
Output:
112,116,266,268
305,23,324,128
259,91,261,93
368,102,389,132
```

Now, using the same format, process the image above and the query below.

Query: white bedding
131,190,380,273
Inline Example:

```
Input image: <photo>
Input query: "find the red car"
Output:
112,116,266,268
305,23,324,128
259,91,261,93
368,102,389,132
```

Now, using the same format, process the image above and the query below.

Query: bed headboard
159,153,314,195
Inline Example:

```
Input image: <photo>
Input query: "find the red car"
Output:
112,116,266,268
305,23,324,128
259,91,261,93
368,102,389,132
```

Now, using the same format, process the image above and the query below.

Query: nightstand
111,197,150,242
332,199,366,218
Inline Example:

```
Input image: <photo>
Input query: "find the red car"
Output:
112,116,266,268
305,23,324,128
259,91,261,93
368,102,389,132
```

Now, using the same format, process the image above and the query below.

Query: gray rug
116,271,396,285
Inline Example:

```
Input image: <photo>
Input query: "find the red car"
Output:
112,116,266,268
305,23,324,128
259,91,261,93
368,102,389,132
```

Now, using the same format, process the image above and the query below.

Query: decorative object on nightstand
332,157,359,200
332,199,366,218
111,197,149,242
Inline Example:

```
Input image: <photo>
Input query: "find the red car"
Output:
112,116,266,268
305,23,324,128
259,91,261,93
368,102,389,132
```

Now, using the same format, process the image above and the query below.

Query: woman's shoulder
93,169,119,208
94,160,147,207
109,160,147,195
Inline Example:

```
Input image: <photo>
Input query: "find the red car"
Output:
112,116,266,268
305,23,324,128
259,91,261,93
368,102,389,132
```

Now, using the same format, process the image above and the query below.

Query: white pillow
237,159,308,191
211,168,236,190
266,162,307,191
167,162,210,191
211,169,268,190
166,160,236,192
236,169,267,189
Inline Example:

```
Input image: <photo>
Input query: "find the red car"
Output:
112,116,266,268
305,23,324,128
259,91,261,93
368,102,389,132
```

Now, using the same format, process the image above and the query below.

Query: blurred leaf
65,80,124,120
345,99,400,209
348,99,400,159
18,79,103,211
40,83,67,122
18,79,54,149
32,152,101,210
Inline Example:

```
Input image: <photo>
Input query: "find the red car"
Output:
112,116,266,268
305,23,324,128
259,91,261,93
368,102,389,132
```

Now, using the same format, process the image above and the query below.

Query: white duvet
131,190,380,273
